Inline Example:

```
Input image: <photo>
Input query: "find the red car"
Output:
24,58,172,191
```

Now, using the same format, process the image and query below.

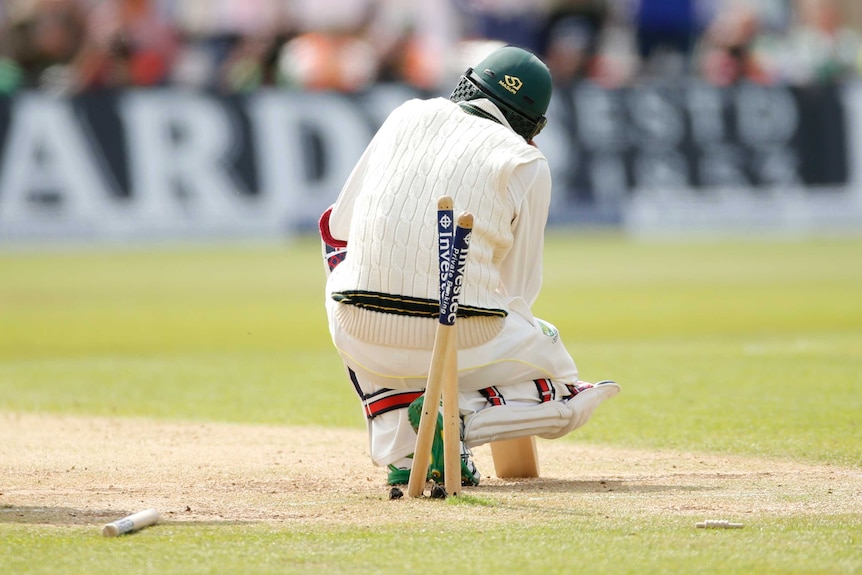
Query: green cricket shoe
387,464,412,486
406,395,481,486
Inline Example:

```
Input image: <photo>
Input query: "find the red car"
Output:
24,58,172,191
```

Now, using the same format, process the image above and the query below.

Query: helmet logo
499,75,522,94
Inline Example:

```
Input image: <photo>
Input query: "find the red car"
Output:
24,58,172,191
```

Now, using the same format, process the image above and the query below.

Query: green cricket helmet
450,46,552,141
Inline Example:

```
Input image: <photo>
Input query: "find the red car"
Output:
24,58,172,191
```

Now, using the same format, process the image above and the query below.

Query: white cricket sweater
327,97,550,349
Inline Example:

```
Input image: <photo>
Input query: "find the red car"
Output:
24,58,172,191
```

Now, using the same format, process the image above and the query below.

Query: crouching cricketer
319,45,619,486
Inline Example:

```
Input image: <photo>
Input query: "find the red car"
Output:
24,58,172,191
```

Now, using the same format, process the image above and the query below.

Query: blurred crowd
1,0,861,95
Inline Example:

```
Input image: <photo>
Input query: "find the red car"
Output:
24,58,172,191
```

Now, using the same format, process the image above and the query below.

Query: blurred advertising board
0,81,858,242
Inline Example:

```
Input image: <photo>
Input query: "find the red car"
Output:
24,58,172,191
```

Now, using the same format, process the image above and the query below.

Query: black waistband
332,290,507,319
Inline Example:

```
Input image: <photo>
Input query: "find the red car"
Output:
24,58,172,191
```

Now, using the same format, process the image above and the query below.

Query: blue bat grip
439,221,471,326
437,205,454,311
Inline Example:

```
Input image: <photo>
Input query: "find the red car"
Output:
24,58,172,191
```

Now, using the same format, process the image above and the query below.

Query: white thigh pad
462,383,620,446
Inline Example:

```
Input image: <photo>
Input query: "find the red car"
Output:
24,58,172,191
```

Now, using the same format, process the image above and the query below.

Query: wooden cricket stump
490,437,540,478
407,197,472,498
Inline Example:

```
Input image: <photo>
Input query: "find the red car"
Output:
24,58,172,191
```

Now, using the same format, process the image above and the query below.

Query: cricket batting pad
462,382,620,446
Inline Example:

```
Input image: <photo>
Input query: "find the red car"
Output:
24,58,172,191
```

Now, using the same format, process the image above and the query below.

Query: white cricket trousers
326,295,581,466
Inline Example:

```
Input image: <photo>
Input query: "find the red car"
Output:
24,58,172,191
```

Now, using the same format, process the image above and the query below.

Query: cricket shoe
386,453,481,486
387,462,412,486
406,395,481,486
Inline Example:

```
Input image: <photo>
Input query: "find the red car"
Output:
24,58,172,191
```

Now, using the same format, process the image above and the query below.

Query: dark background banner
0,82,850,239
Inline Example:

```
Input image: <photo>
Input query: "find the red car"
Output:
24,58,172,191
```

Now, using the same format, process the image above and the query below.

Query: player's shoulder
393,97,454,115
382,98,457,130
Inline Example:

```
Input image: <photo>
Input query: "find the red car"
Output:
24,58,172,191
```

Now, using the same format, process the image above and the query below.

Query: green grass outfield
1,232,861,574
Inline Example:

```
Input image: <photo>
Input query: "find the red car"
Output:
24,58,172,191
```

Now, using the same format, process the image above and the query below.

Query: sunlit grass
2,233,861,574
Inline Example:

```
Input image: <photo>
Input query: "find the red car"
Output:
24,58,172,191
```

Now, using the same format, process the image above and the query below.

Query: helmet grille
450,75,482,103
449,73,547,141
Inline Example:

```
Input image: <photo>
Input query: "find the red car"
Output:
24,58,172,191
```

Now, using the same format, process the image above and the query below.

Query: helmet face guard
450,68,548,141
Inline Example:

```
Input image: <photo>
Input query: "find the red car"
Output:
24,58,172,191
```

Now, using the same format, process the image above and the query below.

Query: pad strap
348,368,423,420
534,378,555,402
478,379,557,407
479,386,506,406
